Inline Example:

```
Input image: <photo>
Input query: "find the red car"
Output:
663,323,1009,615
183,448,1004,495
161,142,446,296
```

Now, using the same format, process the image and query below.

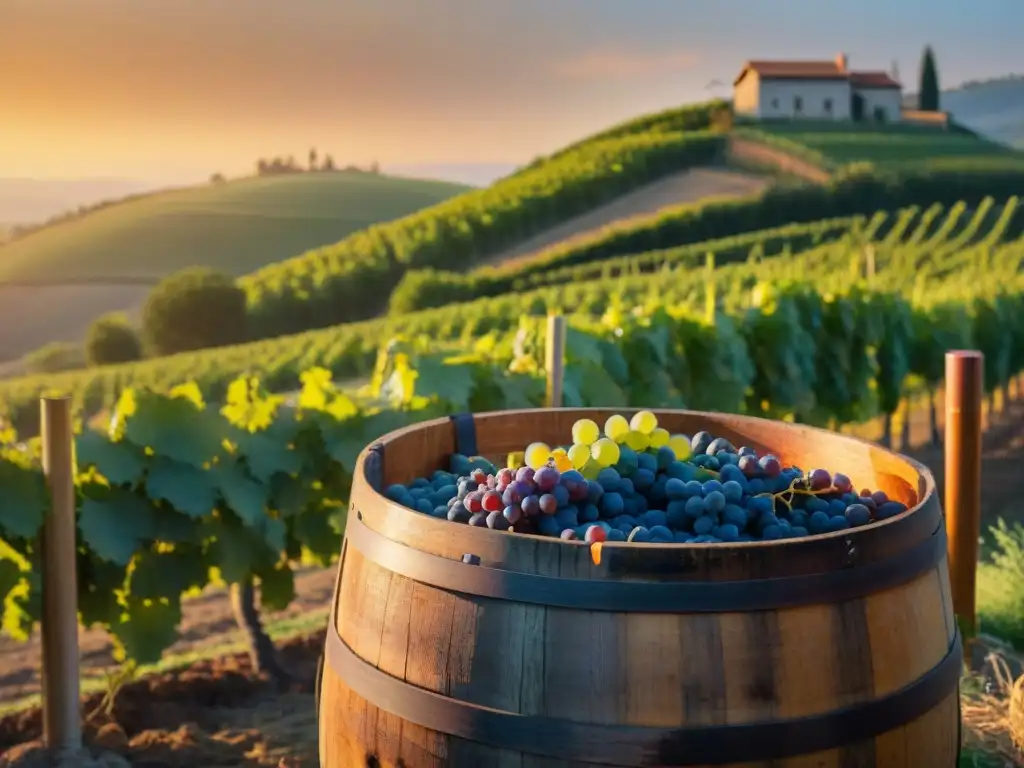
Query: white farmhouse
733,54,903,123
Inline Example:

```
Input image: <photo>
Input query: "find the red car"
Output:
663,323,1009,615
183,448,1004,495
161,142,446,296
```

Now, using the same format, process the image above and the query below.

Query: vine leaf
79,491,159,565
145,457,217,519
76,430,146,487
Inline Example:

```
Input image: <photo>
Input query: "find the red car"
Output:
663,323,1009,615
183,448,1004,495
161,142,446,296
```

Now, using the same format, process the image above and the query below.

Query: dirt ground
480,167,769,270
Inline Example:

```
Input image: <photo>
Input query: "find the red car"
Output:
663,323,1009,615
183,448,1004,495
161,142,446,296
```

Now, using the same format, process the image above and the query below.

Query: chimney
835,52,848,72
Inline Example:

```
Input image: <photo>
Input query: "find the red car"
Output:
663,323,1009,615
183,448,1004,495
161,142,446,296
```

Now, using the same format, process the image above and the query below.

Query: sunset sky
3,0,1022,184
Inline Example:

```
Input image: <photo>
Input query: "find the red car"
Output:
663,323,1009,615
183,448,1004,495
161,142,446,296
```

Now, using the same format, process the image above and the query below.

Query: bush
85,313,143,366
22,342,83,375
142,268,248,356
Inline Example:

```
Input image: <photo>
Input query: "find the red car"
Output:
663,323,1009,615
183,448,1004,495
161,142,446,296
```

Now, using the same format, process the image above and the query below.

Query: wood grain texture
320,409,960,767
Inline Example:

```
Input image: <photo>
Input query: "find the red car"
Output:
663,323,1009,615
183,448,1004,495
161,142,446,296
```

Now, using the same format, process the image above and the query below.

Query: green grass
736,122,1024,171
0,171,469,282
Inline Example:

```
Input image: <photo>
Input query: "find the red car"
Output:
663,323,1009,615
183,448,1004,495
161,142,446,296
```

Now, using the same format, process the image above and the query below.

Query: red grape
497,468,514,486
471,469,487,485
516,466,535,484
832,472,853,494
463,491,484,513
585,526,607,544
481,490,504,512
808,469,831,491
521,495,540,517
560,529,577,540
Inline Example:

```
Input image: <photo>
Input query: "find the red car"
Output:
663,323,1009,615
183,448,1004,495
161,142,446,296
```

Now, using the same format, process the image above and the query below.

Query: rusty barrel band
325,622,962,766
344,513,946,612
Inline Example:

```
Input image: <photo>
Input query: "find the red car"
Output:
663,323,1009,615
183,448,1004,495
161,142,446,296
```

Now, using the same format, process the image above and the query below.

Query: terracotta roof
735,60,846,85
849,71,901,89
735,60,903,89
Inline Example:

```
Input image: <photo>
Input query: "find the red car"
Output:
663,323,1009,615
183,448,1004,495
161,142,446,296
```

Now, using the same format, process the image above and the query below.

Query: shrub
142,268,248,356
85,313,143,366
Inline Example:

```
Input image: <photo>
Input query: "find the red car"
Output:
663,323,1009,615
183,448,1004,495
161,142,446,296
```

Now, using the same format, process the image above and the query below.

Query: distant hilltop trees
0,147,384,247
254,147,382,177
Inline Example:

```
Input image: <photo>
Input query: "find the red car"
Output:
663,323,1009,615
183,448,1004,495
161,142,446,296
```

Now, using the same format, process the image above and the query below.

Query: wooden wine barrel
317,409,962,768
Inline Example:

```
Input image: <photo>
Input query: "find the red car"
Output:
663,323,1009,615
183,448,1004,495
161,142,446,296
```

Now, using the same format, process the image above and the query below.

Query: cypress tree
919,46,940,111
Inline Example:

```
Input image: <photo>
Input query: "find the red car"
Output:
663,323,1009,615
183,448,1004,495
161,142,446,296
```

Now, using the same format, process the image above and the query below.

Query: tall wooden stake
40,397,81,751
944,351,983,654
545,315,566,408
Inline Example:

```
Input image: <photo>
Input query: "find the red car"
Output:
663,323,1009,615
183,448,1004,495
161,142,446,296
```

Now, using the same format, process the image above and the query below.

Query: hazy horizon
5,0,1023,186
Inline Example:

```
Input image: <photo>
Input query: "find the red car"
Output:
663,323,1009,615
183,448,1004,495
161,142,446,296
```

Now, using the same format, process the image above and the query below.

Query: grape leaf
122,389,226,468
202,518,263,584
270,474,313,517
110,595,182,665
258,516,287,553
232,428,302,484
215,460,268,527
578,365,628,407
145,457,217,518
128,548,207,601
495,372,544,409
256,561,295,611
79,491,159,565
414,356,475,410
75,430,146,487
561,365,585,407
152,507,201,543
0,557,20,604
565,328,604,366
0,459,48,538
292,510,341,563
77,556,128,627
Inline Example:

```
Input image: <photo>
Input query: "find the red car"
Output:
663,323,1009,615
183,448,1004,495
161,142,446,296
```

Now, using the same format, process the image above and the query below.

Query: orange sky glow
3,0,1020,183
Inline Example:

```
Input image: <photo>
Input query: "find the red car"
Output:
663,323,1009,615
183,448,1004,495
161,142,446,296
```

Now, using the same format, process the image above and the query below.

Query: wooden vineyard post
545,314,566,408
40,397,82,752
944,351,983,658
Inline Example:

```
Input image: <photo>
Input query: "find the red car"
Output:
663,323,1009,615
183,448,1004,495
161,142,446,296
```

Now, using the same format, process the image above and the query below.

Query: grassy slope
0,171,469,281
735,121,1023,172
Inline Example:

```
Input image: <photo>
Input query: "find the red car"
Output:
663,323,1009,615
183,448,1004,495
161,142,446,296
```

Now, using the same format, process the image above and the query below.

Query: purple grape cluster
383,433,909,545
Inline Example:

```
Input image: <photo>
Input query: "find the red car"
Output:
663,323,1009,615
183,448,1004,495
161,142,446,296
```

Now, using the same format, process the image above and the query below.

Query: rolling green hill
0,171,470,282
733,121,1023,173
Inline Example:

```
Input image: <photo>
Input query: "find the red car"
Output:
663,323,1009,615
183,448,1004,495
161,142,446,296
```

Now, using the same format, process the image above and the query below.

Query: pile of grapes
383,412,909,544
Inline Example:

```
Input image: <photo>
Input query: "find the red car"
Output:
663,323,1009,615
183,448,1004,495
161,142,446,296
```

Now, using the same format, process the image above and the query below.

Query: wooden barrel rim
345,510,946,611
323,618,963,766
354,408,942,581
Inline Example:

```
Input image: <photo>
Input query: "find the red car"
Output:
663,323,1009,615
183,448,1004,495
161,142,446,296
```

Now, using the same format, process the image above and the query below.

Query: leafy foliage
85,313,143,366
142,268,248,356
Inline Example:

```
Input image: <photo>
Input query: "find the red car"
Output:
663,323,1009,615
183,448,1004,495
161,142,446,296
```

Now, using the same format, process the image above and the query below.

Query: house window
794,96,803,113
824,98,833,113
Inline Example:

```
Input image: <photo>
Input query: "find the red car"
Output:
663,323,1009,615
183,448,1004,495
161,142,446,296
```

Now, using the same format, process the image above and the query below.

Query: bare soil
480,167,769,270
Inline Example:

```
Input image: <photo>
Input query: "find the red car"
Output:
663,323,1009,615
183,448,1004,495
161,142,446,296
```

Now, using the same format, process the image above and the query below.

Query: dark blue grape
554,508,579,530
628,526,651,543
805,497,829,513
706,437,735,456
539,494,558,515
674,530,694,543
738,446,757,457
600,492,625,517
871,490,889,506
504,505,523,525
637,452,659,472
641,509,668,529
723,504,747,529
633,468,656,491
747,478,766,495
691,431,714,454
827,499,848,518
789,509,809,529
415,498,435,514
845,503,871,526
608,528,627,542
486,510,510,530
721,480,744,504
666,501,688,529
876,501,908,520
579,503,600,523
656,447,676,470
705,491,726,513
597,467,621,491
693,516,715,535
807,510,830,534
685,496,707,518
827,515,851,532
762,525,782,540
701,479,723,495
432,505,449,518
537,516,560,536
759,455,782,478
666,461,694,481
586,480,604,504
683,480,704,498
616,446,639,477
448,506,471,524
665,478,687,500
717,523,741,542
790,526,808,537
649,525,674,542
469,512,488,527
